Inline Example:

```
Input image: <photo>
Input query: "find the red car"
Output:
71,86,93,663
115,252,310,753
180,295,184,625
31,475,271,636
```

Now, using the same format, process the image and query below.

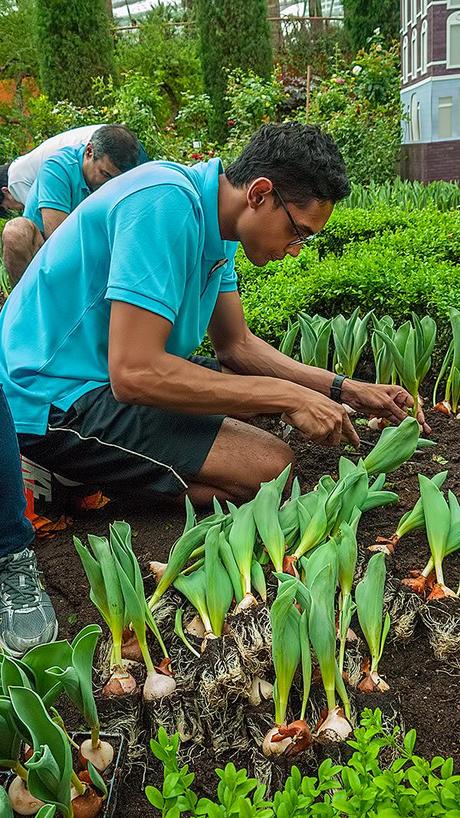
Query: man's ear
85,143,94,159
1,186,8,195
247,177,273,210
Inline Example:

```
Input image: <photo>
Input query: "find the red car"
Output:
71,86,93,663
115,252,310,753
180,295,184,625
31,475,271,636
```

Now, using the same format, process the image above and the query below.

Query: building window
447,1,460,9
411,0,417,21
407,0,411,25
411,27,417,75
438,96,453,138
422,0,427,15
447,12,460,68
410,93,421,141
416,0,421,15
403,36,409,82
421,20,428,73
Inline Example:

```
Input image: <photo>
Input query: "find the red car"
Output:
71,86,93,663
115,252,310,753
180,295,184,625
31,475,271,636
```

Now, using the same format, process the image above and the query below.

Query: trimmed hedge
237,207,460,354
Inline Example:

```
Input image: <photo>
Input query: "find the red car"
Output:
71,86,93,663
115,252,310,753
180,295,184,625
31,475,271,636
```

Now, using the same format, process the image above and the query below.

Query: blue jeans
0,385,34,558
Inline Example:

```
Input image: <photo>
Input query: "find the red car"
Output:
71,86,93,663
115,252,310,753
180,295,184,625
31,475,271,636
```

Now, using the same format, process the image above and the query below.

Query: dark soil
32,410,460,816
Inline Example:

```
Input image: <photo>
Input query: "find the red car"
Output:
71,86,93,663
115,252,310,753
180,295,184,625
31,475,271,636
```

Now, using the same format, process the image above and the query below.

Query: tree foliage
342,0,400,50
35,0,116,106
115,7,202,118
196,0,272,140
0,0,38,79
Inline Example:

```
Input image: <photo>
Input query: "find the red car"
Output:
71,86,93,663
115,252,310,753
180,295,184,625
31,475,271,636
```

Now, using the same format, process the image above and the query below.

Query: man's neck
217,173,244,242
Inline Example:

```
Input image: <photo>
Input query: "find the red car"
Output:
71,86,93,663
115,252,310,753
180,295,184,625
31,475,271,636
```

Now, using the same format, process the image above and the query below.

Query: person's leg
2,217,44,284
184,417,294,505
18,385,294,508
0,385,57,656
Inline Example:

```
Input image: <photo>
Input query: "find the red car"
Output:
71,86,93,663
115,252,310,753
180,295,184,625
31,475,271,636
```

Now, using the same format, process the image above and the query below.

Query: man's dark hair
225,122,350,205
89,125,141,173
0,162,11,217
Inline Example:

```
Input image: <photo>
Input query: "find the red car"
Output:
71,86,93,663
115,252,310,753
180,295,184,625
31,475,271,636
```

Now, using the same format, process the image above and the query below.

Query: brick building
400,0,460,181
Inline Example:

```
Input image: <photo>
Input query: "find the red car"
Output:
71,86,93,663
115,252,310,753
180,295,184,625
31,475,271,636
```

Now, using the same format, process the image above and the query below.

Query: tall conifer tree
342,0,400,50
35,0,115,105
196,0,272,140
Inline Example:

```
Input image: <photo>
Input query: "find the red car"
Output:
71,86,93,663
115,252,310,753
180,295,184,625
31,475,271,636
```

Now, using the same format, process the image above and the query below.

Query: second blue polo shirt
23,143,90,233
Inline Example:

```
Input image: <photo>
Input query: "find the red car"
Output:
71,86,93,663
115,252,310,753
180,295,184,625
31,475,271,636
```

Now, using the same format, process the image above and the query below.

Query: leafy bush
146,709,460,817
92,72,166,158
279,23,351,80
220,69,286,162
115,8,203,118
24,95,105,145
299,37,401,185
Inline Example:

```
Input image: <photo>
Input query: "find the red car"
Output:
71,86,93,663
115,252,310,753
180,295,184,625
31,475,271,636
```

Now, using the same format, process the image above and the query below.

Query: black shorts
18,356,225,498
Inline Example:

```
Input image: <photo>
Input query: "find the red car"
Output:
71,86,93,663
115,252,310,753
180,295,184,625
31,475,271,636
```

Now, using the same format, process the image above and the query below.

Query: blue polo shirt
0,158,238,435
23,144,90,233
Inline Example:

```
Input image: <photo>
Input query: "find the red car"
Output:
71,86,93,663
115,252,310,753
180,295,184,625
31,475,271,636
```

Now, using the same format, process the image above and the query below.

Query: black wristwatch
330,374,348,403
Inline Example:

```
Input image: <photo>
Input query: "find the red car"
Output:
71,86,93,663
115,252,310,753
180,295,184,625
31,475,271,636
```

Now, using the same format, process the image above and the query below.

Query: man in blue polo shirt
2,124,141,283
0,122,427,654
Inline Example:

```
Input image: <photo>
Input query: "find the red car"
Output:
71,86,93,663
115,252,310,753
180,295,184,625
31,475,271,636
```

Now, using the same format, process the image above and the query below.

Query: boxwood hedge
237,206,460,354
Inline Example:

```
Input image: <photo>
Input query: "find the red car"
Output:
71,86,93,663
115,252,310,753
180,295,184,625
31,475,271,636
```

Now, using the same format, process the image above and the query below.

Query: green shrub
299,37,401,185
220,68,286,162
237,208,460,355
115,8,203,118
315,207,460,261
146,709,460,817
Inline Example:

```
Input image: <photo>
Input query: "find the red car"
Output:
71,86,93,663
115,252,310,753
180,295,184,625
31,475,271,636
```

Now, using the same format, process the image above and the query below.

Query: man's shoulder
41,145,83,173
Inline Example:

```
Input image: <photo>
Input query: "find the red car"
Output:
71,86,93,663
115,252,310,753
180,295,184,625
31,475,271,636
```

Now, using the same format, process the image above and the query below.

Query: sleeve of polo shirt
219,256,238,293
105,186,200,324
35,155,73,214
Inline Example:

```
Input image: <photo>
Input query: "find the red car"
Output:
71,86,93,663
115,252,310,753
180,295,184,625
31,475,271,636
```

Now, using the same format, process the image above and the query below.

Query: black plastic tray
1,731,127,818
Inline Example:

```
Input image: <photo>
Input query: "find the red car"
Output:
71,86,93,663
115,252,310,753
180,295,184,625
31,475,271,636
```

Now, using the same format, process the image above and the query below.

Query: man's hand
342,380,431,434
282,391,360,448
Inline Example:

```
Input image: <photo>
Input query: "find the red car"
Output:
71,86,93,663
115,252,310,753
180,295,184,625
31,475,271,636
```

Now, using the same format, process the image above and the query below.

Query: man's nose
286,243,303,259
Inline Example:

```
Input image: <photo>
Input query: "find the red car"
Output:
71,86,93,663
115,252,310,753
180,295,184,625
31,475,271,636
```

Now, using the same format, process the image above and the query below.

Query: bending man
2,124,142,283
0,123,427,517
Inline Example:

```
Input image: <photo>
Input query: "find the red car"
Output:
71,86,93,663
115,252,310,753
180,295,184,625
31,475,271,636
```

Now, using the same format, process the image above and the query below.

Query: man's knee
2,218,42,283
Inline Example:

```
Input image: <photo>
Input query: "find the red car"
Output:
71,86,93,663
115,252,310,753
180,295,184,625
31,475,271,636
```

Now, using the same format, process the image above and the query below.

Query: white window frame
447,1,460,10
438,95,453,138
421,20,428,73
411,27,418,76
403,36,409,82
411,0,417,21
422,0,427,16
410,93,421,141
447,12,460,69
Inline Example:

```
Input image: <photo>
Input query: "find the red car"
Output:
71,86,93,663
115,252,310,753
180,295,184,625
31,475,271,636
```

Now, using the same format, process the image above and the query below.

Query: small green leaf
403,729,417,756
145,786,164,809
87,761,108,799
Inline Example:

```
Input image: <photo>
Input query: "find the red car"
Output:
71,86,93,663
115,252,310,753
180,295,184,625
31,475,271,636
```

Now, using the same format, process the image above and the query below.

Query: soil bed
33,410,460,817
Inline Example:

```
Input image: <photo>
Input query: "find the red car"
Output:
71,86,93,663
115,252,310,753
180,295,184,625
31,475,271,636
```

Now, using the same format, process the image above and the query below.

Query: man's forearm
217,330,337,397
111,351,302,416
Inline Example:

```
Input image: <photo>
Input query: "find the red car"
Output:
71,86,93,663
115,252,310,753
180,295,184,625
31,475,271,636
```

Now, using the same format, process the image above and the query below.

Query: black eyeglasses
273,187,317,247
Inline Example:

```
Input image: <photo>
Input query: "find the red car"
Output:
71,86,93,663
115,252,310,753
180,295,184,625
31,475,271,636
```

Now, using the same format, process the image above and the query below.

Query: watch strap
330,374,347,403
